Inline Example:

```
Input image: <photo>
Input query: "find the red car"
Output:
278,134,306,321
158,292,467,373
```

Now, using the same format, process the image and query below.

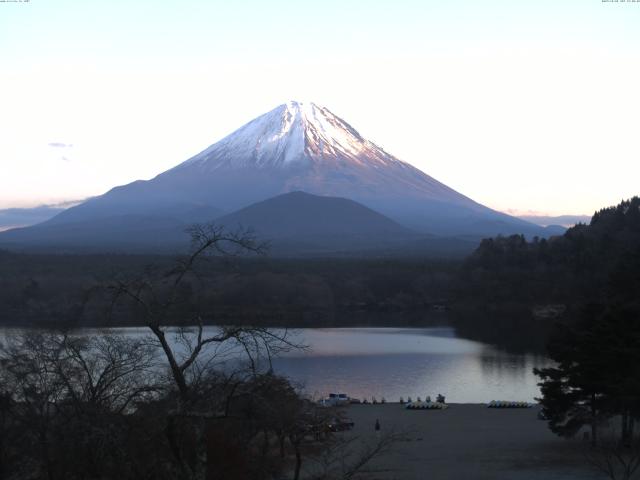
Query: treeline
462,196,640,303
451,197,640,351
0,253,458,328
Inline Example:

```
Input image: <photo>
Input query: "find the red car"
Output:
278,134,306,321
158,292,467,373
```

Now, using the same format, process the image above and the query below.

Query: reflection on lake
272,328,550,403
0,326,550,403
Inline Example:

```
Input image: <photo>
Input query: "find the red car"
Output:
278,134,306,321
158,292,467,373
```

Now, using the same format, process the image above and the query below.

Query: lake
0,326,550,403
272,328,550,403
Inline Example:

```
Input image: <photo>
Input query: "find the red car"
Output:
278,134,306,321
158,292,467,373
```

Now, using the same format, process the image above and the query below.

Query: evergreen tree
535,304,611,445
536,250,640,446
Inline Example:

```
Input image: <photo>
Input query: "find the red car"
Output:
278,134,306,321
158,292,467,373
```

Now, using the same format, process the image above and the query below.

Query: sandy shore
314,403,604,480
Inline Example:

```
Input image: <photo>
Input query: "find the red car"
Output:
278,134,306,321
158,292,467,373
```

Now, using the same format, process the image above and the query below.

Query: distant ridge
517,214,591,228
0,205,69,231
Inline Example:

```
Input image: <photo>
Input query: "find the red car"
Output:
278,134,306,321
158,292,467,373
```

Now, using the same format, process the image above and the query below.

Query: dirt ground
314,403,605,480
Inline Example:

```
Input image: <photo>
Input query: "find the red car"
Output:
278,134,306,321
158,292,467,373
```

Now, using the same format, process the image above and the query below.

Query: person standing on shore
375,419,381,433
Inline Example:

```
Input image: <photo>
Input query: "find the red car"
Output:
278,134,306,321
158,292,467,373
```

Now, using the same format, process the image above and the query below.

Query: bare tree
306,429,406,480
1,332,69,480
54,333,160,414
0,331,161,480
585,424,640,480
106,223,306,479
108,223,301,404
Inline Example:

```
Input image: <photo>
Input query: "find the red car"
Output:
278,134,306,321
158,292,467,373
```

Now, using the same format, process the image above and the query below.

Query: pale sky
1,0,639,215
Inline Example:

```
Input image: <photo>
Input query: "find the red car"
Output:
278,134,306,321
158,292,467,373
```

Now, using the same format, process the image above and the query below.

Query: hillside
453,196,640,350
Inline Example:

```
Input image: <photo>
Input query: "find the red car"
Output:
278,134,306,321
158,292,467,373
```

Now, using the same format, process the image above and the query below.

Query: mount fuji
0,101,558,253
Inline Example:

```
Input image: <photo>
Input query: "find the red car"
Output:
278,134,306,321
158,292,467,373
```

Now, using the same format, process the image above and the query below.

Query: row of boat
318,394,534,409
487,400,533,408
405,401,449,410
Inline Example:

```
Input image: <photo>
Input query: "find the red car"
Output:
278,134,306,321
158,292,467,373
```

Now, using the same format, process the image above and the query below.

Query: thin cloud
48,142,73,148
47,198,86,208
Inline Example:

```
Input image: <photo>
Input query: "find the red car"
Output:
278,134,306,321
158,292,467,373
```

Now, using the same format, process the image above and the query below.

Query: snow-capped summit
159,100,473,216
176,101,401,171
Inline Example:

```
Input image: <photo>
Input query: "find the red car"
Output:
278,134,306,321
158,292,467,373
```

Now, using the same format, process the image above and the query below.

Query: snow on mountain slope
178,101,390,170
166,101,472,208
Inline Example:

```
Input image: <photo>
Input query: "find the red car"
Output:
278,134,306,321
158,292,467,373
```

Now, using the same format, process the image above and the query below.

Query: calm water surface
272,328,550,403
0,327,550,403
